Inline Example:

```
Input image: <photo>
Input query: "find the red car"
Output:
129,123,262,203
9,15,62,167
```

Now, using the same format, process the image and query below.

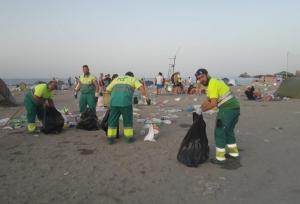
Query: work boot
107,137,114,145
227,144,239,158
27,123,37,133
124,137,136,143
211,147,226,165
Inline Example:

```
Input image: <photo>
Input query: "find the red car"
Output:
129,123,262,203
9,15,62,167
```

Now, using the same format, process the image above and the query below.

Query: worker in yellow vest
24,80,57,133
75,65,99,113
105,72,150,144
196,68,240,164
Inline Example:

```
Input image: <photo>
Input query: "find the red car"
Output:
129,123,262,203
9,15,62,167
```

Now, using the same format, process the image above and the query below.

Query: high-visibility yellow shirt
207,78,239,109
79,74,96,85
33,83,52,99
207,78,230,99
107,75,142,107
79,74,97,94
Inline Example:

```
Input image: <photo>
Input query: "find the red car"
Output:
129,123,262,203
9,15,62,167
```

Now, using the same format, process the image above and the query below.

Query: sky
1,0,300,79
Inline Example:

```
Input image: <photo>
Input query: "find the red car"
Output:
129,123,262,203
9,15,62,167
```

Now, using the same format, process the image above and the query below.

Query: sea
2,78,70,86
2,77,257,87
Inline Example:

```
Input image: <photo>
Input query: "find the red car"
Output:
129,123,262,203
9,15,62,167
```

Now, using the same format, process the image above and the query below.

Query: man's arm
138,85,148,98
46,98,55,107
93,79,99,96
201,98,217,112
32,95,45,105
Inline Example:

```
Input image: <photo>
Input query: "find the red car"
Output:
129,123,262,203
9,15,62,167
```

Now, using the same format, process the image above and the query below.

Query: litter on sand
166,109,182,113
0,118,10,126
175,97,181,101
144,124,160,142
162,120,172,125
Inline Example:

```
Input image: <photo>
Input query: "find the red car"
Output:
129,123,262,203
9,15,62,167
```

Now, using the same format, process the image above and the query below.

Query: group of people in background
154,71,203,95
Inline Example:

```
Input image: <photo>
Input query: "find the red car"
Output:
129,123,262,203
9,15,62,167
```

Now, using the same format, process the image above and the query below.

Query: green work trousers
107,105,133,138
24,92,44,123
79,93,96,113
215,108,240,148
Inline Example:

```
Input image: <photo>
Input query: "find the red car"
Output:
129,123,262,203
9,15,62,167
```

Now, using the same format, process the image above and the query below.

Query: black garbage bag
100,110,119,138
77,108,100,131
177,112,209,167
41,106,64,134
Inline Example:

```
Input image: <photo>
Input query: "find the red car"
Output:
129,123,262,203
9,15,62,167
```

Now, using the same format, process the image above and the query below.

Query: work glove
74,93,78,99
194,105,202,115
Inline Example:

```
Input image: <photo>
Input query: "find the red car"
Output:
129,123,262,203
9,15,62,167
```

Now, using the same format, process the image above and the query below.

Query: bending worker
195,68,240,164
105,71,150,144
75,65,99,113
24,80,58,133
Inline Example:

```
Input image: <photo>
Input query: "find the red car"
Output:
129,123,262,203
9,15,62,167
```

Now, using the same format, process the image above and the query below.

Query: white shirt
156,75,164,85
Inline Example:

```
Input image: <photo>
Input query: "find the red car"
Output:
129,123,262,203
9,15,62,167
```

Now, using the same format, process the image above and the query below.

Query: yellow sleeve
106,79,116,92
133,78,142,89
207,80,218,99
91,75,97,83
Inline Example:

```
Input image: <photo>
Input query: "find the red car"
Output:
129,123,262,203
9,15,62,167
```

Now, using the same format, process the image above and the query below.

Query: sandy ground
1,88,300,204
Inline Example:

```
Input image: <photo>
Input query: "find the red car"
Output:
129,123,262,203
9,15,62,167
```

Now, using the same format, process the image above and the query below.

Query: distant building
260,74,277,83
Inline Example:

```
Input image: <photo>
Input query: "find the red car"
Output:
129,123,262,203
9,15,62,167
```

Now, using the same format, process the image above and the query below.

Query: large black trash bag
41,106,64,134
100,110,119,138
177,112,209,167
76,108,100,131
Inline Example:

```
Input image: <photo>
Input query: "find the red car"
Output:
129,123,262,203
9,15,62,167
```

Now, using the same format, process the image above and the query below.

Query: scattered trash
144,124,159,142
163,100,169,104
193,98,198,102
283,97,290,101
2,126,13,130
0,118,10,126
133,107,141,112
33,134,39,137
166,109,182,113
133,112,141,118
175,97,181,101
161,114,178,119
186,105,194,112
136,119,146,123
162,120,172,125
145,118,162,125
272,126,283,131
64,171,70,176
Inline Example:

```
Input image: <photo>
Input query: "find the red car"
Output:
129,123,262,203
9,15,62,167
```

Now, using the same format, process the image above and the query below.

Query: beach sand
1,88,300,204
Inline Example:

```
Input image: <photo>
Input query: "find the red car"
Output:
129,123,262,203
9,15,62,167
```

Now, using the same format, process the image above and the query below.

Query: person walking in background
103,74,112,90
195,68,240,164
155,72,164,95
68,77,72,88
74,65,99,113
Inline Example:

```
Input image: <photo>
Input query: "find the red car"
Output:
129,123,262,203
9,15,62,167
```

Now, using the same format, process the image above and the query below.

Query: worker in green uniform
106,72,150,144
24,80,58,133
195,68,240,164
75,65,99,113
